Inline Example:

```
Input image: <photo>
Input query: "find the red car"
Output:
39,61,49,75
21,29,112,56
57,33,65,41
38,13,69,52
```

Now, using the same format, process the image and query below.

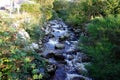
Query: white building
0,0,28,14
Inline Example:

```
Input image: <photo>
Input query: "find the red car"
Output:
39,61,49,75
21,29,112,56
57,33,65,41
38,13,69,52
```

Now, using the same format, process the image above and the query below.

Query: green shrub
26,24,44,41
21,3,41,18
39,0,54,22
103,0,120,16
0,16,46,80
53,0,120,27
79,15,120,80
53,0,87,26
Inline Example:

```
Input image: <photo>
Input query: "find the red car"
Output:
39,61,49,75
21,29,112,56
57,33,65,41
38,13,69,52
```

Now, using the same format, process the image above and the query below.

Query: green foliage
0,15,46,80
21,0,55,23
33,74,43,79
104,0,120,16
21,3,41,18
53,0,120,27
0,0,56,79
53,0,87,26
79,15,120,80
80,0,120,18
26,24,44,41
39,0,54,22
22,18,45,41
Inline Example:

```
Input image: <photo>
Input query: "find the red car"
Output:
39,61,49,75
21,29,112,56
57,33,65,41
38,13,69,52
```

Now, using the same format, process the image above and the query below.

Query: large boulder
46,51,65,62
16,28,30,44
24,42,39,51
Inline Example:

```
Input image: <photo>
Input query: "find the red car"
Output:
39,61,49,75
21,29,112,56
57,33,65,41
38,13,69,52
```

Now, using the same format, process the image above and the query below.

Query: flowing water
42,20,91,80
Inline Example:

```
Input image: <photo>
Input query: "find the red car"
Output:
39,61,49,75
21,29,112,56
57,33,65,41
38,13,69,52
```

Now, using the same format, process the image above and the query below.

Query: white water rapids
42,20,92,80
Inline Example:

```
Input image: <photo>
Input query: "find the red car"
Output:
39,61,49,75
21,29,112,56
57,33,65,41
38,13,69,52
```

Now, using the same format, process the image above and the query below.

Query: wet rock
67,55,74,60
59,33,70,41
72,77,85,80
73,28,81,36
81,54,91,62
46,52,65,61
74,29,81,33
46,64,56,78
66,73,86,80
46,52,55,58
24,43,39,51
66,48,79,54
55,43,65,49
44,50,65,58
31,43,39,50
38,40,42,45
48,58,57,64
64,32,70,38
76,52,90,62
38,40,43,48
45,27,52,35
47,64,56,73
54,54,65,62
75,63,87,74
47,34,55,38
16,29,30,43
43,36,50,43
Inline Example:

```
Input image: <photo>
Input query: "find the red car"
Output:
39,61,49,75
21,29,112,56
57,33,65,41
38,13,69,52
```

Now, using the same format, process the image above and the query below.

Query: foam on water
42,20,91,80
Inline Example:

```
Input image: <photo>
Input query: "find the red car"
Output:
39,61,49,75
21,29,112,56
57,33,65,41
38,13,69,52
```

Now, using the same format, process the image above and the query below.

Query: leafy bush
53,0,69,19
39,0,55,24
0,15,46,80
21,3,41,18
53,0,120,27
53,0,88,26
103,0,120,16
26,23,45,41
79,15,120,80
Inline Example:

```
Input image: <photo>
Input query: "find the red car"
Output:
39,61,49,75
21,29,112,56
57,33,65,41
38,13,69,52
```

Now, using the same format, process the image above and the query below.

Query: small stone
38,40,42,45
59,33,70,41
54,54,65,61
75,63,87,74
47,64,56,73
55,43,65,49
72,77,85,80
31,43,39,50
82,55,91,62
67,55,74,60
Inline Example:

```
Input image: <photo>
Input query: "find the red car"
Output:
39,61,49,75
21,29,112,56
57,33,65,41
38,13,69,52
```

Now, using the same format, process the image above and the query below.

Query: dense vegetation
0,0,54,79
0,17,45,79
80,15,120,80
53,0,120,26
53,0,120,80
0,0,120,80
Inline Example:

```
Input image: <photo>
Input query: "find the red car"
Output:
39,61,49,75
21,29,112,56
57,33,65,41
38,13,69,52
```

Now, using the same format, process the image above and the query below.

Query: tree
80,15,120,80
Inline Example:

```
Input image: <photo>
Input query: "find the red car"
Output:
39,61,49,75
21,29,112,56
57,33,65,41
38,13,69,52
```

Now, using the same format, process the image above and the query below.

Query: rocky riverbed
41,20,91,80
